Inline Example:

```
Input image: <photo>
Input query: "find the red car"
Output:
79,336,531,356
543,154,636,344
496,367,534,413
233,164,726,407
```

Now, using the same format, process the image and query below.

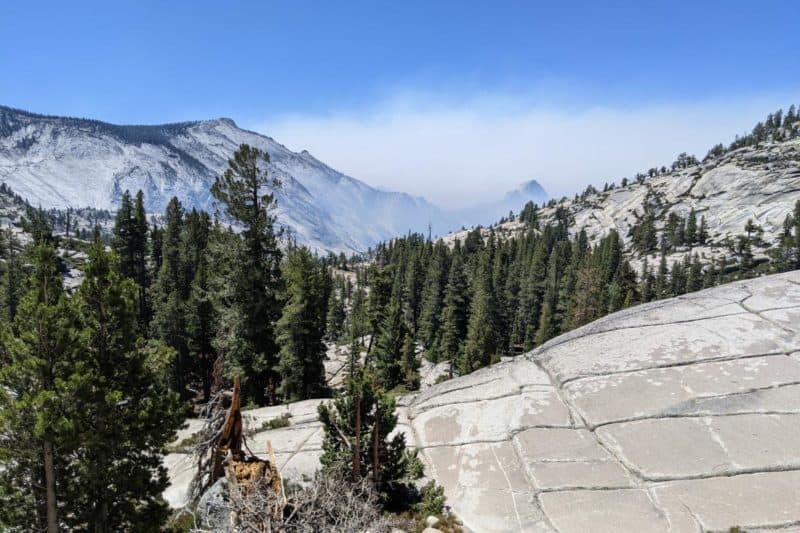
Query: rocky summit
168,271,800,532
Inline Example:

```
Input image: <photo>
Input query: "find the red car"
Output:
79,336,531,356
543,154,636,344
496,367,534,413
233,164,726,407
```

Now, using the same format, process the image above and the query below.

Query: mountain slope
547,138,800,249
444,132,800,275
0,106,450,253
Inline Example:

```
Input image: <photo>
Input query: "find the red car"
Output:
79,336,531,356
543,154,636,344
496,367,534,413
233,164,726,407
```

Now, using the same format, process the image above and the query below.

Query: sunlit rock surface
167,272,800,531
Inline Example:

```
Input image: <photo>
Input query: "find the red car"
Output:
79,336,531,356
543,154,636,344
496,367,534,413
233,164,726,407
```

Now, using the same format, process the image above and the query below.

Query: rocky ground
167,271,800,532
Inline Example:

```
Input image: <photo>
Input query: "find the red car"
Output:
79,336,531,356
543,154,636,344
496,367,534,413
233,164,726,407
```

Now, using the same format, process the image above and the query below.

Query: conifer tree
112,190,135,278
2,229,24,321
318,366,419,504
687,253,703,292
655,253,669,299
400,334,420,390
686,208,698,245
132,190,150,324
461,247,498,373
186,242,216,400
151,198,190,398
437,253,469,368
698,215,708,244
113,190,151,326
211,144,283,404
365,266,392,354
417,243,448,351
0,243,79,532
325,287,347,342
276,247,329,401
372,285,409,390
68,244,183,532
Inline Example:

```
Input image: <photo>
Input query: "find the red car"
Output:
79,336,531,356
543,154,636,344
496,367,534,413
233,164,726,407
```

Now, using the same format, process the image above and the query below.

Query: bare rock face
403,271,800,532
166,272,800,531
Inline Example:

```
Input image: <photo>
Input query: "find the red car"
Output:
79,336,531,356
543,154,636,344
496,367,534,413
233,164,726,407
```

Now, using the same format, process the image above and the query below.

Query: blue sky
2,1,800,206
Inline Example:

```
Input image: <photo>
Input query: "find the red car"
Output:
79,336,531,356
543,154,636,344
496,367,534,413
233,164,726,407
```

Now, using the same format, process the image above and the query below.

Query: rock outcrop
167,272,800,531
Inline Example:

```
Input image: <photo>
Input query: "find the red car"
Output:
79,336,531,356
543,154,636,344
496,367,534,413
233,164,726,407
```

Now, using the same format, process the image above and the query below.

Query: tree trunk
372,405,380,485
353,394,361,480
44,440,57,533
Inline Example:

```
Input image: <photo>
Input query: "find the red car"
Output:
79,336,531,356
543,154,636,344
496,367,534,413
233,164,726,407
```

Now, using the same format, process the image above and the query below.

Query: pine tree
68,243,183,531
325,286,347,342
113,190,152,327
461,247,498,373
698,215,708,244
318,366,419,504
687,253,703,292
0,243,79,532
3,229,24,321
372,285,409,390
276,247,329,401
686,208,697,246
132,190,150,325
211,144,283,404
417,243,448,351
655,253,669,299
151,198,190,398
400,333,420,390
112,190,135,278
514,239,547,349
186,245,216,401
365,266,392,354
437,253,469,367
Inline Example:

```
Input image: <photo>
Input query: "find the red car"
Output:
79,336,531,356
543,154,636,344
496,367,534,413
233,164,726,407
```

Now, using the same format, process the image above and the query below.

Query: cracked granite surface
166,272,800,532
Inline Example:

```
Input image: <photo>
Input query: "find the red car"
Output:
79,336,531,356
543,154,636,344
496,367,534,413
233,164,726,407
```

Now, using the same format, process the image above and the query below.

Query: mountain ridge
0,105,548,253
0,105,547,253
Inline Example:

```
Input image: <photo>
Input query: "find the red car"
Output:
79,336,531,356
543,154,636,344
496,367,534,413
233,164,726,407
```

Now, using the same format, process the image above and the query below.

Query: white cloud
252,90,796,209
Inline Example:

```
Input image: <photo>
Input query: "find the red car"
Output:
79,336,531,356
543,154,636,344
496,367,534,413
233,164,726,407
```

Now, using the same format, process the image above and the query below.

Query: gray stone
196,477,232,532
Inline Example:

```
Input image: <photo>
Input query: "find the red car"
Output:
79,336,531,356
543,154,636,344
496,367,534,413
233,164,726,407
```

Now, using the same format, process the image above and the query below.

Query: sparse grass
164,510,196,533
260,414,291,431
166,433,199,454
245,413,292,436
434,374,450,385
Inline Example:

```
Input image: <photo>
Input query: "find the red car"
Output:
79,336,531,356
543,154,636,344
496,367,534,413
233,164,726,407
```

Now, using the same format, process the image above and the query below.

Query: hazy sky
2,0,799,207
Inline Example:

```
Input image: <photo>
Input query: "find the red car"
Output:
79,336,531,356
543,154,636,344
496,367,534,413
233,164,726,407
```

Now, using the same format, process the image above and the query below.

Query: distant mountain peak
507,179,547,201
210,117,237,128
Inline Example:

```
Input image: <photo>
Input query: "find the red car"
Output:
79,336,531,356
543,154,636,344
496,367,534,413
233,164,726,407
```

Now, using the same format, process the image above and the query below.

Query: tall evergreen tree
132,190,151,325
211,144,283,404
68,244,183,531
276,247,329,401
417,243,448,351
325,286,347,342
151,198,190,398
112,190,135,278
0,243,79,532
686,208,698,245
437,252,469,367
3,228,24,322
372,285,409,390
461,247,498,373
